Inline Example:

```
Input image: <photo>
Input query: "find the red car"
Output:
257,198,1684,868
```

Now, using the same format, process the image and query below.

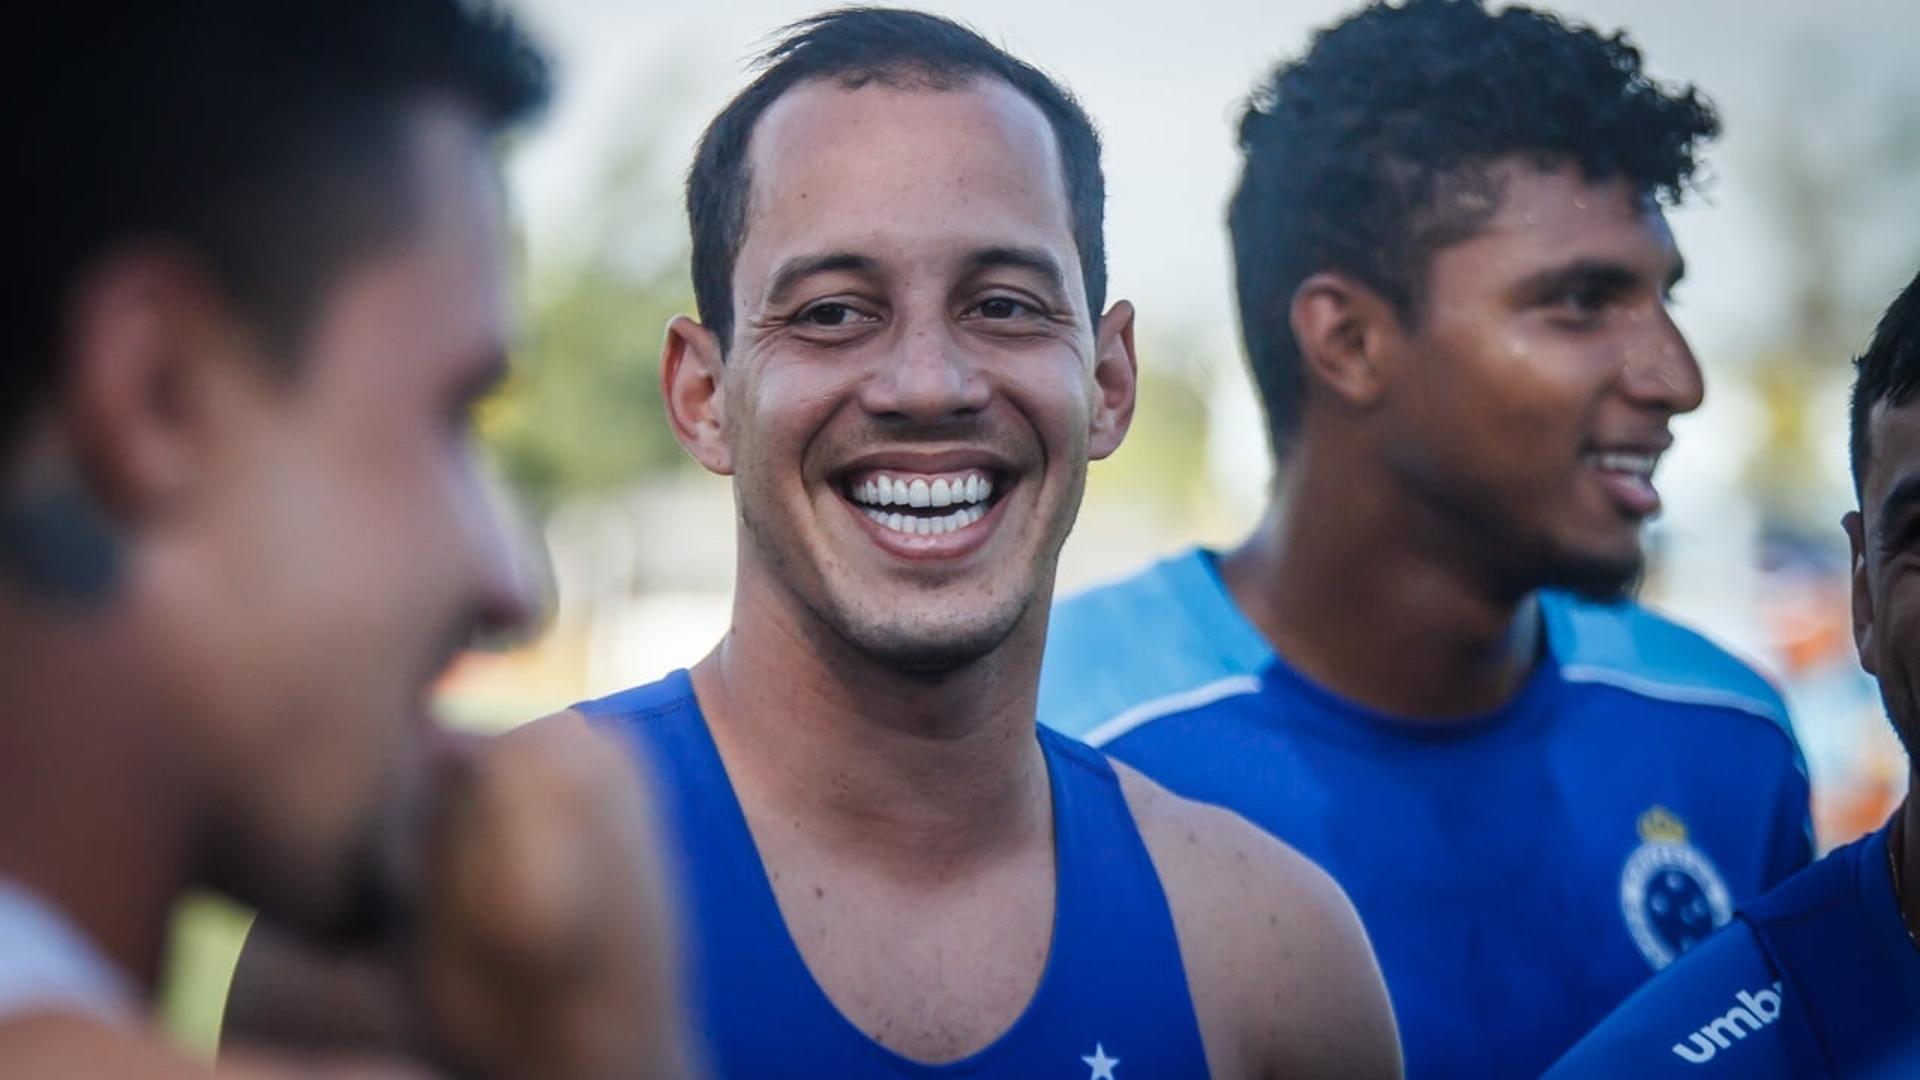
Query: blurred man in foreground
1,3,683,1076
1550,267,1920,1078
1040,1,1811,1075
229,7,1403,1077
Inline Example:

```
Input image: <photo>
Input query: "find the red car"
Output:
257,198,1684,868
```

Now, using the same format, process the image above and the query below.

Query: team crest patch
1619,806,1732,970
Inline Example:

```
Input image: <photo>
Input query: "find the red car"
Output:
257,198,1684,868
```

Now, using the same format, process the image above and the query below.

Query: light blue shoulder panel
1039,548,1273,739
1541,590,1800,767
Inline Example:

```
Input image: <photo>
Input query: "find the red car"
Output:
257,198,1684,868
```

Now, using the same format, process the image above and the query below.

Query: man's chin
834,608,1027,679
1542,547,1645,605
293,827,412,947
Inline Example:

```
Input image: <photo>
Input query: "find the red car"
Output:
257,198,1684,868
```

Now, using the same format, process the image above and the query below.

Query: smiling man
1038,1,1811,1077
597,10,1399,1076
1549,267,1920,1079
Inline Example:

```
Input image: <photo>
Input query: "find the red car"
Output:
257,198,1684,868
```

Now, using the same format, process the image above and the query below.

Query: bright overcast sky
509,0,1916,361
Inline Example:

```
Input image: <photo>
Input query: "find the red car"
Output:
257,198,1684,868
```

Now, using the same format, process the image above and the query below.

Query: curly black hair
1849,268,1920,499
1228,0,1720,453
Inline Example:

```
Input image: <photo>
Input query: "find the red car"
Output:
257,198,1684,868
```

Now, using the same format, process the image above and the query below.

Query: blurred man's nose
1621,310,1705,416
463,474,542,648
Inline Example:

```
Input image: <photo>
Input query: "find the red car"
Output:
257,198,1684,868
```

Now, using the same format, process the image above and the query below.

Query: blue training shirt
1549,823,1920,1078
578,670,1211,1079
1040,547,1813,1079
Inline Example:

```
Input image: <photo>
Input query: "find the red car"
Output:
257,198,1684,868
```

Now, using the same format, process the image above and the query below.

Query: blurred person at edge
0,3,687,1077
225,7,1403,1078
1550,268,1920,1078
1039,1,1811,1076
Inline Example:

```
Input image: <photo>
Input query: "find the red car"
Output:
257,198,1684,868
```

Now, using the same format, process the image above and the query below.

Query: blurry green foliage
1088,335,1216,513
485,130,700,517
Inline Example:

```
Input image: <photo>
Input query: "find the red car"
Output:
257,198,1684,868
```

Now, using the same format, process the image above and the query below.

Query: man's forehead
1439,159,1679,276
736,75,1072,265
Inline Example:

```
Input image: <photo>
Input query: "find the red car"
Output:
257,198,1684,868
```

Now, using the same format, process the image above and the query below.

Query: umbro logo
1670,981,1784,1064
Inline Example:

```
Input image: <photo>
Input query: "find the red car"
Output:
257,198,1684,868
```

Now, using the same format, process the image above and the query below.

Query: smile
843,469,1001,538
1590,450,1658,479
1584,445,1666,518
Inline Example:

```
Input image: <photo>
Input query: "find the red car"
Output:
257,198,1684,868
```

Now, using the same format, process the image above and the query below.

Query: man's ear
1845,509,1877,675
660,315,732,476
1087,300,1138,461
1288,271,1401,412
60,248,230,524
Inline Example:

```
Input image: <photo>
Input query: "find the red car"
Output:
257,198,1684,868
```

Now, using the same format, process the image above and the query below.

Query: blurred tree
484,120,700,517
1741,65,1920,549
1085,328,1216,515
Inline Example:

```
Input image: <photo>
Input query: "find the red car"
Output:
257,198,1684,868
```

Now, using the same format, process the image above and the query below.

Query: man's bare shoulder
1112,761,1402,1080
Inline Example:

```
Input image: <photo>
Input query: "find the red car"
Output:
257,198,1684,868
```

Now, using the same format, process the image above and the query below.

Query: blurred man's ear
0,248,239,603
1289,271,1402,416
660,315,733,476
62,248,237,523
1845,509,1877,675
1087,300,1138,461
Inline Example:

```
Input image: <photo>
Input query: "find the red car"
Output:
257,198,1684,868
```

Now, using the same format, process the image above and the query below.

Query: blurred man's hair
686,6,1106,350
1229,0,1720,454
5,0,551,457
1849,268,1920,498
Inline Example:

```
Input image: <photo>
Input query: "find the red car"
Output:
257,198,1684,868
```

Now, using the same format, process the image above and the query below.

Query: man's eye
1556,286,1609,315
975,296,1034,320
798,303,861,327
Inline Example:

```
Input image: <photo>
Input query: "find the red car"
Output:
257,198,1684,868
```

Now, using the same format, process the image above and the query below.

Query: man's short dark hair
5,0,550,455
1849,268,1920,499
1228,0,1720,454
686,6,1106,350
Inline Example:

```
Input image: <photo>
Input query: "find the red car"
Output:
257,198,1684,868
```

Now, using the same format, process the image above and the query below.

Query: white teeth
1594,452,1656,476
861,501,990,537
848,471,998,508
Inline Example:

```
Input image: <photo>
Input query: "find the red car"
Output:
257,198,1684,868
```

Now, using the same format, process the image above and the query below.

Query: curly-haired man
1040,2,1812,1075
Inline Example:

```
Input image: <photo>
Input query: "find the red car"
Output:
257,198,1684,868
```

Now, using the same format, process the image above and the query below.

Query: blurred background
161,0,1920,1052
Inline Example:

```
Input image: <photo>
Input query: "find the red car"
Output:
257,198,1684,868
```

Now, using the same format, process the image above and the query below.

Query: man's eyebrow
961,246,1069,297
1508,258,1642,303
1878,474,1920,537
763,252,876,308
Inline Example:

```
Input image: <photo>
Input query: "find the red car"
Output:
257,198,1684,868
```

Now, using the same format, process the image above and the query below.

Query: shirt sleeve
1546,919,1791,1079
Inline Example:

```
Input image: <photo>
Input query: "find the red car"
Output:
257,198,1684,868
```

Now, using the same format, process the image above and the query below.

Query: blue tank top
578,670,1211,1079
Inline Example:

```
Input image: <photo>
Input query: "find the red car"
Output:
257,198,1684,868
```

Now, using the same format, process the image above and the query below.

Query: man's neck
0,612,195,998
688,575,1051,882
1219,448,1541,719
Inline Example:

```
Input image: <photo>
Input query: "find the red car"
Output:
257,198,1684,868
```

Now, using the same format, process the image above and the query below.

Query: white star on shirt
1082,1043,1120,1080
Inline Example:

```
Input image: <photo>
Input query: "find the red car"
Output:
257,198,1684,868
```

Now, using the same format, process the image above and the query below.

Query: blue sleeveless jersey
577,670,1211,1079
1040,548,1812,1079
1549,824,1920,1078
